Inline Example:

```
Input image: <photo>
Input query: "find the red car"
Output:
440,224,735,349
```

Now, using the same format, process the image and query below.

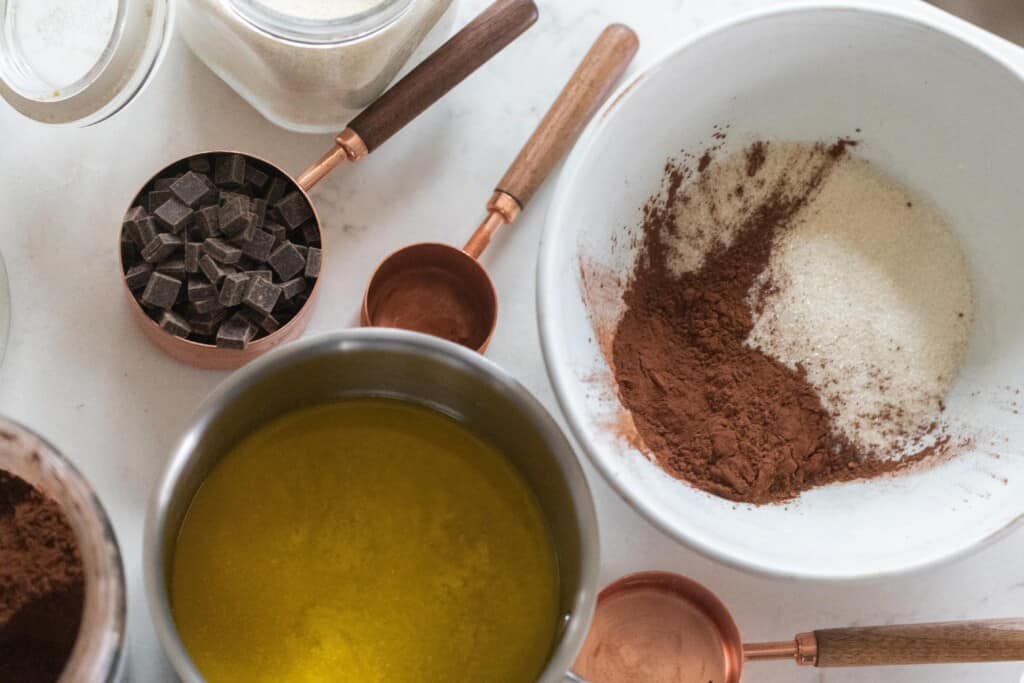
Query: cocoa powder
611,141,940,504
0,470,85,682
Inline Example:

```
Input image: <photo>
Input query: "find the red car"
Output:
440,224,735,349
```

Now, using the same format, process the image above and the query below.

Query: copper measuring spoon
569,571,1024,683
361,24,639,352
122,0,538,369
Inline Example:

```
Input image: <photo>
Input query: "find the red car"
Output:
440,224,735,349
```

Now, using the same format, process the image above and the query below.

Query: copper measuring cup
122,0,538,370
569,571,1024,683
361,24,639,353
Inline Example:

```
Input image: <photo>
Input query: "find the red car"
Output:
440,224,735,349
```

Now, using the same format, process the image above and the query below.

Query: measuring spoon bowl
362,243,497,353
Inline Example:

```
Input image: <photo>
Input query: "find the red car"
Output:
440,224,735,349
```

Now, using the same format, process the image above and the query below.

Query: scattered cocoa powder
611,140,943,504
0,470,85,683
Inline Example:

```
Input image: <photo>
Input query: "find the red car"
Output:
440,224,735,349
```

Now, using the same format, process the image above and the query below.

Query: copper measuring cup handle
745,618,1024,667
297,0,539,190
463,23,639,258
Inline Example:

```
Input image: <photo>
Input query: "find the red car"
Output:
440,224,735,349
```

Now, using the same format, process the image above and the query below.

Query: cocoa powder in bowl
611,139,958,504
0,470,85,682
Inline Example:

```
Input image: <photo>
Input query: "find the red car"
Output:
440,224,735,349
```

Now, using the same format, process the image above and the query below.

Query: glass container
177,0,455,133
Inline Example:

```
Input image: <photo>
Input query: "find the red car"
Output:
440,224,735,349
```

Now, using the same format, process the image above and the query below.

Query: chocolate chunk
187,278,218,302
266,222,286,245
214,154,247,188
228,215,257,244
189,308,227,336
216,313,256,349
264,177,288,205
305,247,321,279
218,272,249,307
194,206,220,238
189,297,224,315
256,313,281,334
156,258,186,279
185,242,202,274
142,233,183,263
279,277,307,300
219,198,255,238
267,242,305,280
153,177,177,190
141,272,182,310
134,216,159,249
242,276,281,316
153,198,193,234
203,238,242,264
159,310,192,338
147,189,173,213
252,198,268,227
122,206,147,246
125,263,153,290
299,220,320,245
245,166,269,190
274,191,313,229
199,254,230,284
245,269,273,283
170,171,216,208
237,229,275,262
188,156,212,174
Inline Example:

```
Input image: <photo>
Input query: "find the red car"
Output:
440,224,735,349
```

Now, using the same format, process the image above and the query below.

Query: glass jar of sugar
0,0,171,125
176,0,455,133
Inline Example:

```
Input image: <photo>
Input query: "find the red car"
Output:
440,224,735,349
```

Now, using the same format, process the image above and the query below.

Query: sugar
745,155,973,455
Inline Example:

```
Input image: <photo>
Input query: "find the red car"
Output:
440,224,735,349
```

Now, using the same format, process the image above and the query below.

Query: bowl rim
536,1,1024,582
143,327,600,681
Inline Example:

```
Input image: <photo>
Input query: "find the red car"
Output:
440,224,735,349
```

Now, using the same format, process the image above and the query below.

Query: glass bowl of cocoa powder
539,5,1024,579
0,418,126,682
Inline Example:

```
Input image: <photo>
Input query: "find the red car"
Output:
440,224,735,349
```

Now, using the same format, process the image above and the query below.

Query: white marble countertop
1,0,1023,681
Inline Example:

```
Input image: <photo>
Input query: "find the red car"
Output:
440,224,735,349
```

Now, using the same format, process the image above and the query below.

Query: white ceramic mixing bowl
538,4,1024,581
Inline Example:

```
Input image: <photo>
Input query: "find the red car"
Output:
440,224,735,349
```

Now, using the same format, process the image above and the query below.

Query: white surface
540,4,1024,580
0,0,1021,681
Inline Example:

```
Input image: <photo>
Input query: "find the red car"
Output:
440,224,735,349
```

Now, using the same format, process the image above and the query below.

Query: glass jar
177,0,455,133
0,417,127,682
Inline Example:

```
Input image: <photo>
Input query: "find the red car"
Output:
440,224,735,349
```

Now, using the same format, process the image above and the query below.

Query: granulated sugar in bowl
538,5,1024,580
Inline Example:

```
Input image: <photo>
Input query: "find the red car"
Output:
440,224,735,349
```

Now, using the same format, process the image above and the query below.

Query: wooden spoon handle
495,23,638,209
814,619,1024,667
347,0,538,152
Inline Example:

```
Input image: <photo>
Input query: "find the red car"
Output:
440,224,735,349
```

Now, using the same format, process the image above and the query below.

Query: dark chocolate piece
203,238,242,264
245,269,273,283
305,247,321,278
142,233,183,263
134,216,159,249
188,156,212,174
170,171,217,208
125,263,153,290
189,297,224,315
251,198,268,227
216,313,256,349
256,313,281,334
242,276,281,316
141,272,182,310
189,309,228,336
266,222,286,245
147,189,173,213
194,206,220,238
245,166,270,190
274,191,313,229
267,242,305,280
187,278,218,302
299,220,320,245
199,254,229,284
122,206,147,246
238,229,274,262
153,177,177,190
218,272,249,307
159,310,192,338
214,154,247,188
279,277,307,300
156,258,186,279
153,198,194,234
219,197,255,237
185,242,202,274
228,214,257,244
264,176,287,205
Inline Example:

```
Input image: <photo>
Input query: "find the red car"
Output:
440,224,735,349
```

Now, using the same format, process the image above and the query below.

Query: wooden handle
347,0,538,152
495,23,638,209
814,619,1024,667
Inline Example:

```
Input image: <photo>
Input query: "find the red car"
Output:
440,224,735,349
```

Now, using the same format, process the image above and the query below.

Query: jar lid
0,0,171,126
